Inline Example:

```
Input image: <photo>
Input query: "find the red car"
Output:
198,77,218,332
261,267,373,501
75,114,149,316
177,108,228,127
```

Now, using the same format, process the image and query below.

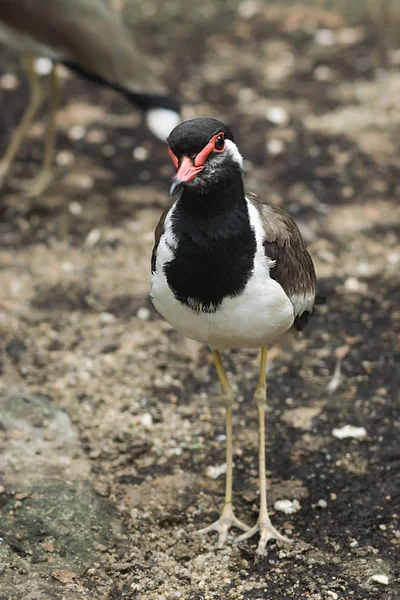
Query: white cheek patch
225,139,243,167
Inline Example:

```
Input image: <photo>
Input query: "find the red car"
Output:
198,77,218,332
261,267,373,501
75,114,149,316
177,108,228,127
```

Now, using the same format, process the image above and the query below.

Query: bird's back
0,0,166,95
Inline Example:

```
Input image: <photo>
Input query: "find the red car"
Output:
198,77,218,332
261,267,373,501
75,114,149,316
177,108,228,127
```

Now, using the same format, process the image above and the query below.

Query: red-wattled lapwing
150,117,317,555
0,0,180,196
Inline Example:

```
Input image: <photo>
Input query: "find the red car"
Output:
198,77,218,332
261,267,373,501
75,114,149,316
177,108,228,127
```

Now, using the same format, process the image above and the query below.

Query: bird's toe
235,518,292,553
192,503,251,548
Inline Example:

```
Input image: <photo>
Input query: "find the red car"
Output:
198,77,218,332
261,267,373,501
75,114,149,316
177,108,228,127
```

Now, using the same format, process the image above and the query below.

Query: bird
150,117,317,555
0,0,181,196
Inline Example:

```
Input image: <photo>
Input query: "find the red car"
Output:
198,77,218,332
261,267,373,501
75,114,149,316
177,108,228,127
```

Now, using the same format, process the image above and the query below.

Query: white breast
150,199,294,350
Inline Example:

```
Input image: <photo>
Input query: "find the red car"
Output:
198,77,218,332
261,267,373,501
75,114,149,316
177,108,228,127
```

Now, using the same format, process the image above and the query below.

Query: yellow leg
193,349,250,547
236,345,292,554
20,62,60,197
0,55,44,184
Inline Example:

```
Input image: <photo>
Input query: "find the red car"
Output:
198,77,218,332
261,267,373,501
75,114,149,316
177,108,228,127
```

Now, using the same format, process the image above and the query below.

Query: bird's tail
60,60,181,141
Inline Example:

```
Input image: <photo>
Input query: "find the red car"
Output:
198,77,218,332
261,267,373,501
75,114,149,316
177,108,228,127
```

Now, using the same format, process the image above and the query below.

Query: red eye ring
193,132,227,167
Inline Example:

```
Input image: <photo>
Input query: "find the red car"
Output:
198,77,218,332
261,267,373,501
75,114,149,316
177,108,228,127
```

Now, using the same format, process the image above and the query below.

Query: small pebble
132,146,149,161
0,73,19,89
315,29,335,46
238,0,259,19
99,312,116,324
370,574,389,585
86,129,105,144
267,139,285,155
314,65,335,82
136,307,151,321
141,413,153,429
56,151,75,166
274,499,301,514
388,251,400,265
338,27,364,45
332,425,367,440
61,261,74,273
344,277,368,294
85,228,102,247
317,499,328,509
266,106,289,126
69,125,86,141
34,57,53,75
205,463,227,479
68,201,82,216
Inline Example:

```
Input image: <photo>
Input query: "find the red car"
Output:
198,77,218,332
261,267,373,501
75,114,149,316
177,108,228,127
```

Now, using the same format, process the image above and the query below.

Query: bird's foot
235,515,292,556
17,168,54,197
192,502,250,548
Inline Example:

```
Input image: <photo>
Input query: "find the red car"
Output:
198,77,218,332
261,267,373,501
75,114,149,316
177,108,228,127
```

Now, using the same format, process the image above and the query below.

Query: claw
235,517,292,555
192,503,251,548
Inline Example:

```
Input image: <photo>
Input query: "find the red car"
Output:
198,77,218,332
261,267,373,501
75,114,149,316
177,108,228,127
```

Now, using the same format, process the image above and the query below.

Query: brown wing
151,208,169,274
249,197,317,328
0,0,166,94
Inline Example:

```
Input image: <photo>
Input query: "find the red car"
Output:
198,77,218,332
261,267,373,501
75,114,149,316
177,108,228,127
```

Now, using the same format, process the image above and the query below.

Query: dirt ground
0,1,399,599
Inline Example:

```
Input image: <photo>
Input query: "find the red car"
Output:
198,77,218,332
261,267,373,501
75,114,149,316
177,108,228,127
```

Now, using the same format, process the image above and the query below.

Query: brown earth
0,2,399,599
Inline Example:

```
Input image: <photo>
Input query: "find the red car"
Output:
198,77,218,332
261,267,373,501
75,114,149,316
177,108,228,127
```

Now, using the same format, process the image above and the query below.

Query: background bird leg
235,345,292,555
0,55,44,186
20,63,60,197
192,349,250,547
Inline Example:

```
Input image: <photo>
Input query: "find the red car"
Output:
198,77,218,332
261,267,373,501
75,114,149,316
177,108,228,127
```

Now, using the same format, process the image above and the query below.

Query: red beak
169,156,204,196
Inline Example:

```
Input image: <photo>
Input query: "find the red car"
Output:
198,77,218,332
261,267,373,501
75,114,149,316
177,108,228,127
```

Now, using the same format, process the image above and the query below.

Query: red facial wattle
168,132,226,195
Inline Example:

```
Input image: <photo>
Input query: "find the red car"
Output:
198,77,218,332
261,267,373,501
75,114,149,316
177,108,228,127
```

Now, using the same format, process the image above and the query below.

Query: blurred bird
150,118,317,555
0,0,181,195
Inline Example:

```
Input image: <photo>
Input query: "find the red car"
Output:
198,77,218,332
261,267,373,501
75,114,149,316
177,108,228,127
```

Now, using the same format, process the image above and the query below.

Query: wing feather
249,197,317,329
151,208,169,274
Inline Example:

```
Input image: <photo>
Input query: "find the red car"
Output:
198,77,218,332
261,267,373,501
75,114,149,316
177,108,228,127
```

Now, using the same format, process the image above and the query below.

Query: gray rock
0,394,123,599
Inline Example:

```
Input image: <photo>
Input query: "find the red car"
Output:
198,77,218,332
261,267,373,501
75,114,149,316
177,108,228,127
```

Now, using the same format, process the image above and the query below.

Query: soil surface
0,2,399,599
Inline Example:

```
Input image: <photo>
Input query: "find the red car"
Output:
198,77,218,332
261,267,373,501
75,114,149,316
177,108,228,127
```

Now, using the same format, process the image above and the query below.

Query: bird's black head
167,118,243,196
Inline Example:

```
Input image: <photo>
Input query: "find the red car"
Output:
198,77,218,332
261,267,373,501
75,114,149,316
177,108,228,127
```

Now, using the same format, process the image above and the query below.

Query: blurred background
0,1,399,599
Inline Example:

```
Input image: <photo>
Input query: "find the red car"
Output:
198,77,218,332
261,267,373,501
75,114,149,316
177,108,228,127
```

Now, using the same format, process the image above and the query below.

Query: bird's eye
214,133,225,151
